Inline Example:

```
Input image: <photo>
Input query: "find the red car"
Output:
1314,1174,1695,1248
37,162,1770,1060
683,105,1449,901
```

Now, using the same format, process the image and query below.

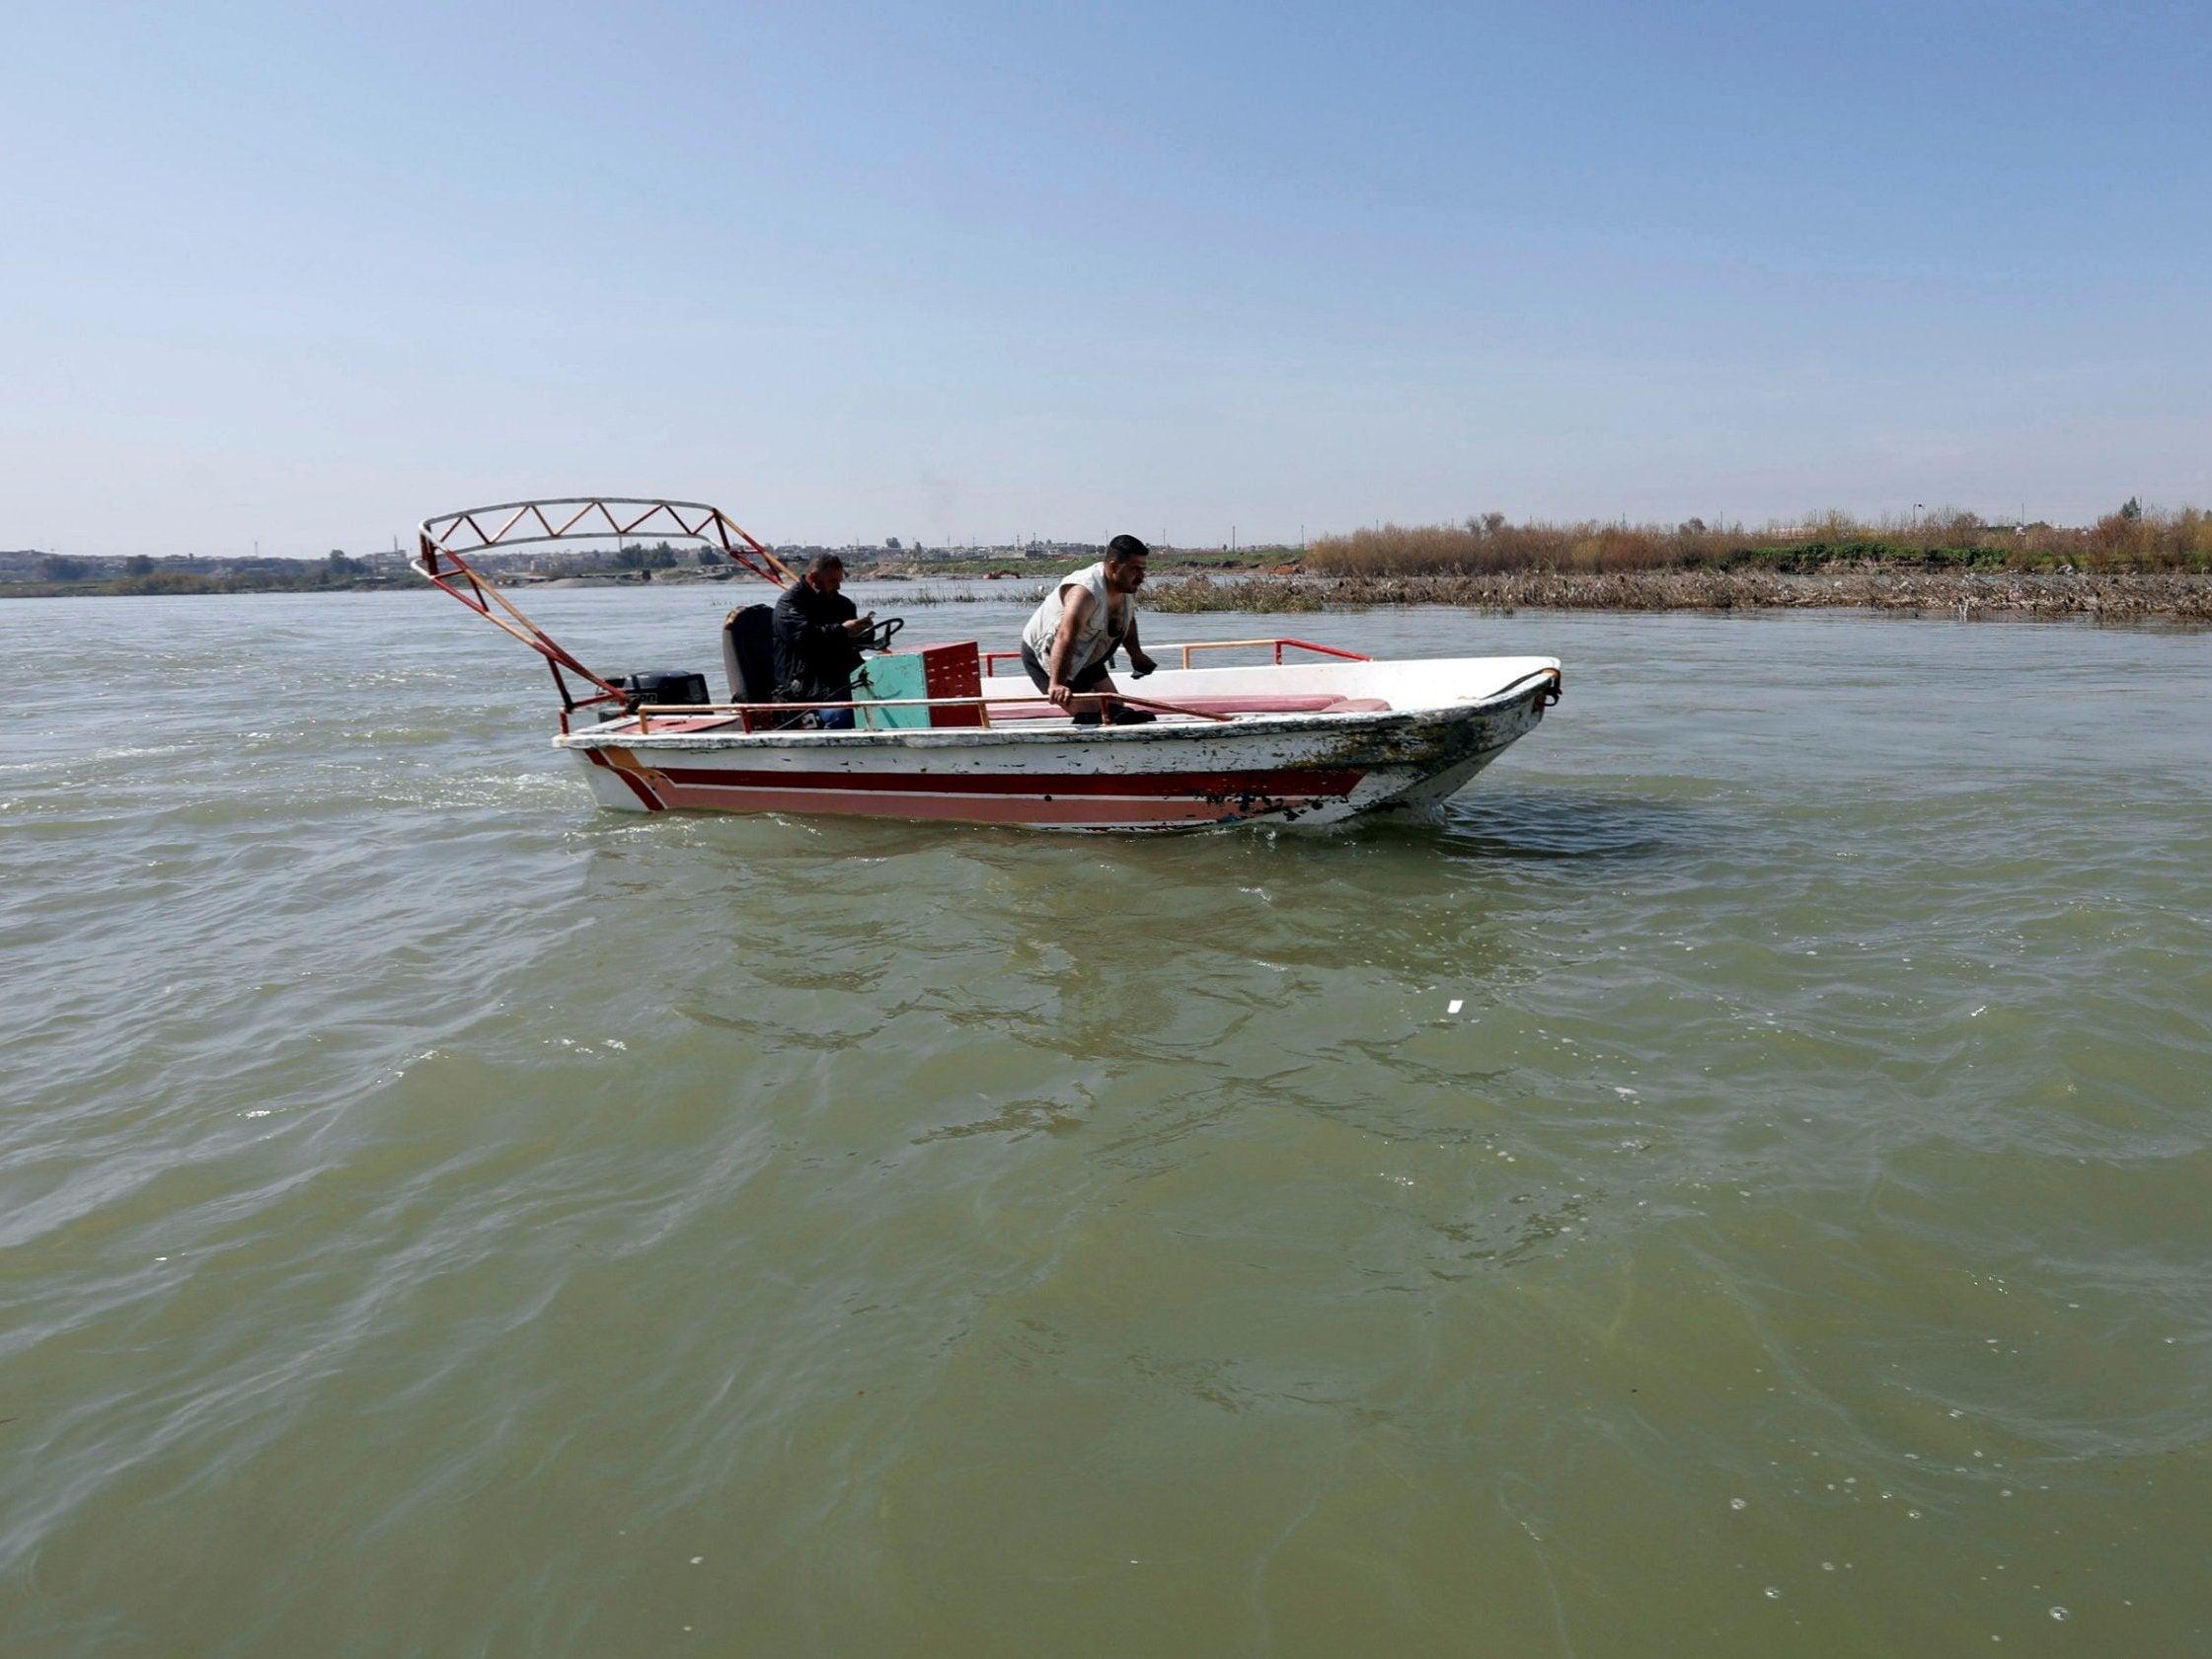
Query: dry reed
1306,507,2212,577
1142,566,2212,622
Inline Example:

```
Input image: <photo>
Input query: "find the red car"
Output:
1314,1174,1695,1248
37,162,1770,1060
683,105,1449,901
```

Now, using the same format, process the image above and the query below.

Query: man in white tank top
1019,535,1160,724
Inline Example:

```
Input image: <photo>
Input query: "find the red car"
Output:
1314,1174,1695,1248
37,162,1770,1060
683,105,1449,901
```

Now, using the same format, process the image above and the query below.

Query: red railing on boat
614,688,1239,733
980,637,1368,676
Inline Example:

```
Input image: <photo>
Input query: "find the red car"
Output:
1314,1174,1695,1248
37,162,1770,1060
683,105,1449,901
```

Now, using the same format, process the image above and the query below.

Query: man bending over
1019,535,1161,724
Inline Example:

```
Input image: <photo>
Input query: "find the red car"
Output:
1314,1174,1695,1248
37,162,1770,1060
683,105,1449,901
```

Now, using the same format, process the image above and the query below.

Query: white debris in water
1730,1498,1747,1510
1447,1000,1463,1014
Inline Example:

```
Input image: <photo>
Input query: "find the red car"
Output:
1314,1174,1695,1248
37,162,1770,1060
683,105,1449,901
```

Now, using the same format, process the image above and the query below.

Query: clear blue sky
5,0,2207,557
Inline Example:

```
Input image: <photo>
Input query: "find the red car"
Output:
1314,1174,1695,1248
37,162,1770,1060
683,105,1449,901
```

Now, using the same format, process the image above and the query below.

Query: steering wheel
858,616,904,652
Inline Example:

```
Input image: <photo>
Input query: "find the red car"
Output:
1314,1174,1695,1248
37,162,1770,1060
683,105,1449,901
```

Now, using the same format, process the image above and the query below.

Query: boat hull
557,691,1550,831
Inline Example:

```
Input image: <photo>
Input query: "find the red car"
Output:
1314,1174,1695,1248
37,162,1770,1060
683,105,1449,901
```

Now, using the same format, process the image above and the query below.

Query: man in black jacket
772,554,874,728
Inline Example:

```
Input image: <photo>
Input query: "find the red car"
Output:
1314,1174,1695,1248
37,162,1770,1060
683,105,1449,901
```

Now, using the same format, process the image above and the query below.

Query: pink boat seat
614,714,744,733
985,694,1391,720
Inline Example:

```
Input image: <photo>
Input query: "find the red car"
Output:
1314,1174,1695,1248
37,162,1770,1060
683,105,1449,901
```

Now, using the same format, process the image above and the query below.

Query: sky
4,0,2208,558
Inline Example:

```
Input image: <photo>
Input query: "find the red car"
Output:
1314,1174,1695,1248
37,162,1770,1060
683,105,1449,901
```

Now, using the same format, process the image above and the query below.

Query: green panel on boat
853,652,932,728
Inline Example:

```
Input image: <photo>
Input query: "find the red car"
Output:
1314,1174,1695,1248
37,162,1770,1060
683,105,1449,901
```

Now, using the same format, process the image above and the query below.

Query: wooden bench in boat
986,694,1392,720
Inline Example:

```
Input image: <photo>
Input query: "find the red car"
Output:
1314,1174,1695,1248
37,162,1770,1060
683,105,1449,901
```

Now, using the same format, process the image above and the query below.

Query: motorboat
414,496,1562,831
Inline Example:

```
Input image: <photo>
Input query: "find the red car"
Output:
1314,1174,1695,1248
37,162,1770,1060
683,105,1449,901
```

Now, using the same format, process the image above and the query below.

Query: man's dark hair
807,553,845,575
1106,535,1150,564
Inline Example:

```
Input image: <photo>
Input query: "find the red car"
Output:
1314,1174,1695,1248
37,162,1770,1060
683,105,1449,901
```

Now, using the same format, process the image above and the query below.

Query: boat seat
1178,695,1342,714
613,715,743,733
984,694,1392,720
723,604,777,702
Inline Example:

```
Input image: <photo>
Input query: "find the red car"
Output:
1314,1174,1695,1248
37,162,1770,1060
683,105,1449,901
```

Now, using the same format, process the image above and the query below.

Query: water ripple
3,595,2210,1653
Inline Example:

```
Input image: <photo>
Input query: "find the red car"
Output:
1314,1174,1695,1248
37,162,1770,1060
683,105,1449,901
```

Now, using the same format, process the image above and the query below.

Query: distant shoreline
7,564,2210,622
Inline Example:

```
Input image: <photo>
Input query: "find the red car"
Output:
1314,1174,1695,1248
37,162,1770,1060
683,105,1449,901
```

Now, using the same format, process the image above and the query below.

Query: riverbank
1143,566,2212,622
12,562,2211,623
1306,505,2212,576
0,573,419,601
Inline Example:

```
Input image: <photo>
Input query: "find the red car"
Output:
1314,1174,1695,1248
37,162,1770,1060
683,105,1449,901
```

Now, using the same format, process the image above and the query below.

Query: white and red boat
415,496,1562,832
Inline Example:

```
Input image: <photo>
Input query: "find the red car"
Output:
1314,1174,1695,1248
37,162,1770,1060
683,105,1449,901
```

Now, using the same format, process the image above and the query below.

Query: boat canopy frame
412,494,1398,733
414,495,795,724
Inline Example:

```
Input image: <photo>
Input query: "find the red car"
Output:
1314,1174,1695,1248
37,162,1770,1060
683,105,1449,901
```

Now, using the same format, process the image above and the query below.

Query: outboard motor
598,669,711,720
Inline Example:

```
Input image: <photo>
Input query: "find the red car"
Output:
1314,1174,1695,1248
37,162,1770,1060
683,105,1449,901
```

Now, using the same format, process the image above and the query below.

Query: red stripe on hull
647,763,1364,799
648,781,1350,825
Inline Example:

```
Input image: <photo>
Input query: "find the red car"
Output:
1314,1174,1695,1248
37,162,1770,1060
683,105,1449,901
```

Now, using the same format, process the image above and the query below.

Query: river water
3,587,2208,1657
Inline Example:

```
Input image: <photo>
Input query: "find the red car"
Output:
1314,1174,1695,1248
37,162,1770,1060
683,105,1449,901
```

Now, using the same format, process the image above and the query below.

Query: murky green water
4,589,2209,1656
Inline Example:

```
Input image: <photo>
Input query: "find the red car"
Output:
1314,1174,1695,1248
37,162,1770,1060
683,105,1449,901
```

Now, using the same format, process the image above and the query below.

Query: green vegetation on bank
0,543,1268,597
0,550,410,600
865,553,1260,580
11,504,2209,610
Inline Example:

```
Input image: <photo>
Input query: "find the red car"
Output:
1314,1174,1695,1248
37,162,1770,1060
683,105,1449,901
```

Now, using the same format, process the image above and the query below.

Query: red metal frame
1175,637,1369,667
1274,638,1368,662
420,497,791,583
411,502,1380,732
414,495,794,728
614,684,1238,734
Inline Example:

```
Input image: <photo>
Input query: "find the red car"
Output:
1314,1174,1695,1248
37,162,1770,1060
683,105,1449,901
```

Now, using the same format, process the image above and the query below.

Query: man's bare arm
1045,586,1095,706
1122,612,1156,675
